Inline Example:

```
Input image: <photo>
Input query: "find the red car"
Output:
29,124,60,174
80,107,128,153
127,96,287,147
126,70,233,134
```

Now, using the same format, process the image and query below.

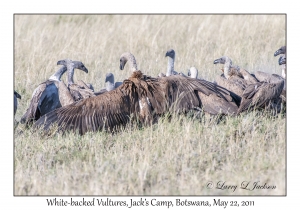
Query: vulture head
14,91,21,99
213,56,232,65
274,46,286,57
165,49,175,59
57,59,89,73
278,56,286,65
119,52,138,71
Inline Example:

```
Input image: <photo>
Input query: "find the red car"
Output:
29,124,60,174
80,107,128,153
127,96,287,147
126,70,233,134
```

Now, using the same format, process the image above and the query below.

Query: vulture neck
67,65,75,85
124,53,138,71
190,69,198,79
281,65,286,79
223,61,232,79
49,66,67,81
106,81,115,91
166,56,175,76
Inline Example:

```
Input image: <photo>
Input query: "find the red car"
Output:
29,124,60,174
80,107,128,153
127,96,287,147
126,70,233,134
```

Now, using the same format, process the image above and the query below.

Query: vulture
213,56,258,97
94,72,123,95
237,79,284,114
252,71,286,105
253,48,286,104
20,60,88,125
165,49,178,76
57,59,95,102
34,70,240,135
274,46,286,79
14,91,21,116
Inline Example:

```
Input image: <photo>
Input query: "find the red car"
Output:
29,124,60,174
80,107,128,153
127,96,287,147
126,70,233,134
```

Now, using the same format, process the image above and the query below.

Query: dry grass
14,14,286,195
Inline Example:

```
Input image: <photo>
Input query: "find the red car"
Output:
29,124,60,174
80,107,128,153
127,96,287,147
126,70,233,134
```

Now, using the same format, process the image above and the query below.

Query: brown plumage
35,70,240,135
57,59,96,102
214,56,258,97
237,79,284,114
254,71,286,104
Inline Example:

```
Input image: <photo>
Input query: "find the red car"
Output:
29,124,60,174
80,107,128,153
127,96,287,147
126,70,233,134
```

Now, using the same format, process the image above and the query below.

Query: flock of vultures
14,46,286,135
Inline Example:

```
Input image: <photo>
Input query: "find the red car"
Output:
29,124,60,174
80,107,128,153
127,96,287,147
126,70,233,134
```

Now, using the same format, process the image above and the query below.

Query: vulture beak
81,66,88,73
120,63,124,70
278,56,286,65
57,60,65,65
274,49,282,57
14,91,21,99
213,58,221,64
120,60,125,70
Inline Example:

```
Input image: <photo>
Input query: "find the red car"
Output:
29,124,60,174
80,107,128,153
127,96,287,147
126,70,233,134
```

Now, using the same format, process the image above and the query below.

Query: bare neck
49,66,67,81
67,63,75,85
124,53,138,71
223,60,232,79
106,81,115,91
281,65,286,79
166,57,175,76
190,69,198,79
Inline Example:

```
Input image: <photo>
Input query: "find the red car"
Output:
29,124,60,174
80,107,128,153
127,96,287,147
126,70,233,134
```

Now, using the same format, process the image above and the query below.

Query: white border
3,0,298,209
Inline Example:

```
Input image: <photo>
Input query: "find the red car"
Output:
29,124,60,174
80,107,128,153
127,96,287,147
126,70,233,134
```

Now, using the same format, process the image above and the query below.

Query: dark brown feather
35,71,240,135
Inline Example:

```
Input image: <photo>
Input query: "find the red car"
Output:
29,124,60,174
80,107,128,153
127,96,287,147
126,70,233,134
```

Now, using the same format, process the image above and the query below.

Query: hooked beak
278,57,286,65
14,91,21,99
213,58,221,64
274,49,283,57
81,66,88,73
57,60,65,65
120,61,125,70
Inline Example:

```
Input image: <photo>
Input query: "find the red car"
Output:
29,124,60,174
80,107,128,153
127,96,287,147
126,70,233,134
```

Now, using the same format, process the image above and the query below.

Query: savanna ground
14,15,286,195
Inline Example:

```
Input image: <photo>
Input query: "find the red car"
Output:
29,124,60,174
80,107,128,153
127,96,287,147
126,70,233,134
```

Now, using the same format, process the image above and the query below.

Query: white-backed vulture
34,70,240,135
20,61,88,125
254,49,286,104
165,49,178,76
237,79,284,114
254,71,286,104
213,56,258,97
14,91,21,116
94,72,123,95
57,59,96,102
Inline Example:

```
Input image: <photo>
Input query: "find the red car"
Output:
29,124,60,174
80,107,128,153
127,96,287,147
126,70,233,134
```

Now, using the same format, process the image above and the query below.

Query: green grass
14,14,286,195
